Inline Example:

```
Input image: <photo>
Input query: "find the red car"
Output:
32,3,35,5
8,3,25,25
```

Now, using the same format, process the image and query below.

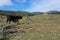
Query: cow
6,15,22,24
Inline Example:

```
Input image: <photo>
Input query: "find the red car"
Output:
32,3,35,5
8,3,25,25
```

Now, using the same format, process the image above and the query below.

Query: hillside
9,14,60,40
0,13,60,40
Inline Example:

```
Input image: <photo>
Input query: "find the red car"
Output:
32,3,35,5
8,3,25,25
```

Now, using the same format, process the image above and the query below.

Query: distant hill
31,11,60,15
47,11,60,14
0,10,34,16
0,10,60,16
31,12,43,14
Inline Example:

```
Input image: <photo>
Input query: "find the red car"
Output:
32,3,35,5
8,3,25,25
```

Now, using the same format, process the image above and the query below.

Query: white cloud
0,0,13,6
26,0,60,12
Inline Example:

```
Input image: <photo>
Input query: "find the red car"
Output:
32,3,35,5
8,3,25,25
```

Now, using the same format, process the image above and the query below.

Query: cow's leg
6,18,11,24
17,20,21,25
6,19,9,24
6,19,8,23
7,20,11,24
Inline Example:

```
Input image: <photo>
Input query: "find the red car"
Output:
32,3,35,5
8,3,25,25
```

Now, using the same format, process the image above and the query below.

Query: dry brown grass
0,14,60,40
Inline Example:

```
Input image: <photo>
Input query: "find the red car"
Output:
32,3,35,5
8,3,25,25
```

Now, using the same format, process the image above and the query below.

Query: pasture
0,14,60,40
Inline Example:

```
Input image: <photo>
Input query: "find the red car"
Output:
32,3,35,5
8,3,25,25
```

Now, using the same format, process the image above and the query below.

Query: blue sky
0,0,60,12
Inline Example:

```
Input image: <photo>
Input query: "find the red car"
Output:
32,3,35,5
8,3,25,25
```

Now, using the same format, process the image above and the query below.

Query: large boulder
3,26,18,36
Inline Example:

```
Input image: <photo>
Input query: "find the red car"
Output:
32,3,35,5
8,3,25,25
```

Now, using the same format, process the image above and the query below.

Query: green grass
0,14,60,40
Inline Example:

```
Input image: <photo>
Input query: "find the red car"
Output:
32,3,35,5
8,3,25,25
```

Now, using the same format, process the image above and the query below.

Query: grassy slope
0,14,60,40
10,14,60,40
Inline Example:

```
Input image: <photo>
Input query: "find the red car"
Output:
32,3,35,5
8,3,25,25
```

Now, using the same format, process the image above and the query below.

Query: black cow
6,15,22,24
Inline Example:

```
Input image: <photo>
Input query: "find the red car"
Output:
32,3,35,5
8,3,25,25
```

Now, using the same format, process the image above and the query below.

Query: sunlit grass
0,14,60,40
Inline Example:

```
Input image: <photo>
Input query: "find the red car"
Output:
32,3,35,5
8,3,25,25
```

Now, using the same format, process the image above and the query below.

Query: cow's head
19,16,22,19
